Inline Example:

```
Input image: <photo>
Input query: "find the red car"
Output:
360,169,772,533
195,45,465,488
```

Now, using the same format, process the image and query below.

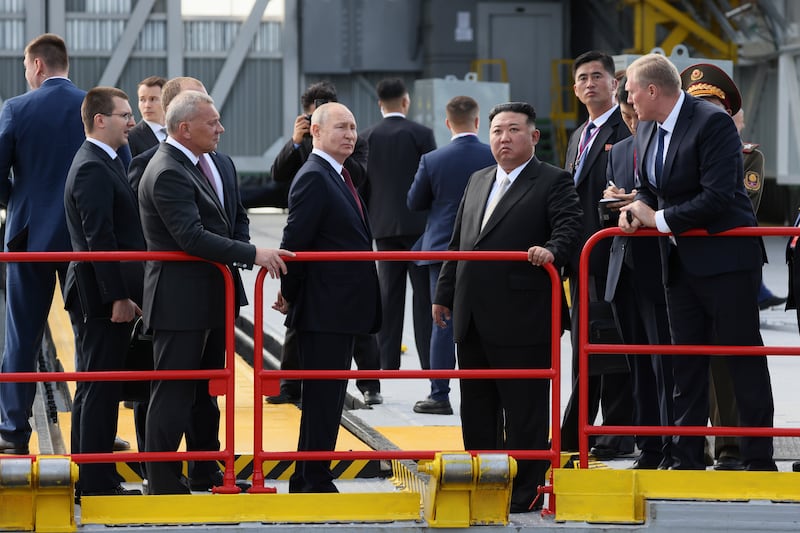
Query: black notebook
73,262,112,320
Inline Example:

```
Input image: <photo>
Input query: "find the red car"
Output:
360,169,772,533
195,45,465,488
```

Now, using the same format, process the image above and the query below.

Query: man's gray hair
165,90,214,135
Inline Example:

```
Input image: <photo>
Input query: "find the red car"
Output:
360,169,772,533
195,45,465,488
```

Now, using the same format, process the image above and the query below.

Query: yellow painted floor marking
375,425,464,451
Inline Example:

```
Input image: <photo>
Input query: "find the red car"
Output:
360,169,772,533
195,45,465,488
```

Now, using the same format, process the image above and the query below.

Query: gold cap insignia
690,69,703,82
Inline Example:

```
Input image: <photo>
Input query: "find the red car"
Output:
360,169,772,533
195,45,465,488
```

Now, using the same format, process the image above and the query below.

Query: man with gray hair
619,53,775,471
138,90,293,494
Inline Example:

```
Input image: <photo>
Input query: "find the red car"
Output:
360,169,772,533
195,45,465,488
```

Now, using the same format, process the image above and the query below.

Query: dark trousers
709,357,740,460
457,320,550,511
375,236,431,370
278,328,380,397
427,262,454,401
561,276,633,452
611,265,674,463
135,328,224,483
665,256,774,470
146,328,223,494
68,308,133,492
289,331,353,493
0,261,68,445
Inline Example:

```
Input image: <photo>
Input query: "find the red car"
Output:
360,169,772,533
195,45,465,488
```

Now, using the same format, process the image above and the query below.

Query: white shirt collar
589,104,618,128
659,91,685,134
85,137,119,160
451,132,478,140
497,154,534,185
144,120,166,140
381,111,405,119
166,136,199,165
311,148,344,176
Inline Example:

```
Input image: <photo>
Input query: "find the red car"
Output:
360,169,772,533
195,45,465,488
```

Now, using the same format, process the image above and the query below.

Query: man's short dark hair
376,78,407,101
617,75,630,105
488,102,536,126
25,33,68,72
138,75,166,89
82,86,129,133
446,96,480,127
573,50,615,77
301,81,338,111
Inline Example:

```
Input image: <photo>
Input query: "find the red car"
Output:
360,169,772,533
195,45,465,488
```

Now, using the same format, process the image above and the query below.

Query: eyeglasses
101,112,134,121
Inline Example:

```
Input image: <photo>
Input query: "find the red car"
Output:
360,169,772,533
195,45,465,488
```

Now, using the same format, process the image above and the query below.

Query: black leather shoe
630,453,663,470
266,391,301,405
81,486,142,497
0,435,29,455
745,460,778,472
713,456,744,471
113,436,131,451
759,295,786,310
189,469,252,492
590,445,632,460
413,398,453,415
363,391,383,405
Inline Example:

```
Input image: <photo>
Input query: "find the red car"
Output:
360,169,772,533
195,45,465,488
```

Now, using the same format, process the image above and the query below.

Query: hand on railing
619,199,655,232
527,245,554,266
254,247,295,278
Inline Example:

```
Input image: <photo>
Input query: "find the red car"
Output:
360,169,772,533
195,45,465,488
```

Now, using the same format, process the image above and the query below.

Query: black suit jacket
63,141,146,312
434,157,583,346
565,107,631,278
635,93,763,282
280,153,380,335
362,116,436,239
128,121,161,158
604,136,665,304
138,143,256,331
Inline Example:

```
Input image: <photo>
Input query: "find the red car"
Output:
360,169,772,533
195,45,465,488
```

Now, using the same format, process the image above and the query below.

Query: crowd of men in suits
0,32,785,507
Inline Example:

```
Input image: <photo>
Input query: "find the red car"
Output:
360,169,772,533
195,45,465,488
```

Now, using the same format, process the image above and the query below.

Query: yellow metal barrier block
81,492,421,525
34,456,78,533
0,457,35,531
555,469,800,524
419,452,516,527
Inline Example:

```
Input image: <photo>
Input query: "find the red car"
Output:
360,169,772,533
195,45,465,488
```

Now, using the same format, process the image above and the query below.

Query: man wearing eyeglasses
63,87,143,497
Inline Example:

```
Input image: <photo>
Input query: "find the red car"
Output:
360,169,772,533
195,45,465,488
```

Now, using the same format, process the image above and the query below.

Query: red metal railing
0,251,243,494
251,250,564,514
577,226,800,469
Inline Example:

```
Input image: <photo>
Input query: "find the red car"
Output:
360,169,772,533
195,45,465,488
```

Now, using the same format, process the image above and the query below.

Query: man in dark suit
433,102,582,512
362,78,436,371
602,79,674,470
128,76,254,490
406,95,495,415
273,102,381,493
620,53,775,471
138,90,292,494
561,51,633,458
63,87,144,496
0,34,87,454
263,81,381,406
128,76,167,157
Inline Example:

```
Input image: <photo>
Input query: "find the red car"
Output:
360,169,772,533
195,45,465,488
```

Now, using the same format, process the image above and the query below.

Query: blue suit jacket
0,78,85,252
635,93,763,281
280,153,381,335
406,134,495,264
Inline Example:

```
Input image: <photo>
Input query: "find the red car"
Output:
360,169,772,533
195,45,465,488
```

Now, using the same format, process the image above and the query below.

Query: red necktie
341,167,364,219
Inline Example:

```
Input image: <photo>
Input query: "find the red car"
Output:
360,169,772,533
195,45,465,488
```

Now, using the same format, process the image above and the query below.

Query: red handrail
577,226,800,469
0,250,241,494
251,250,563,514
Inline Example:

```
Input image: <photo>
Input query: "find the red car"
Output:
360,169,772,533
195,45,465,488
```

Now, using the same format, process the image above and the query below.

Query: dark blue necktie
654,127,667,187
